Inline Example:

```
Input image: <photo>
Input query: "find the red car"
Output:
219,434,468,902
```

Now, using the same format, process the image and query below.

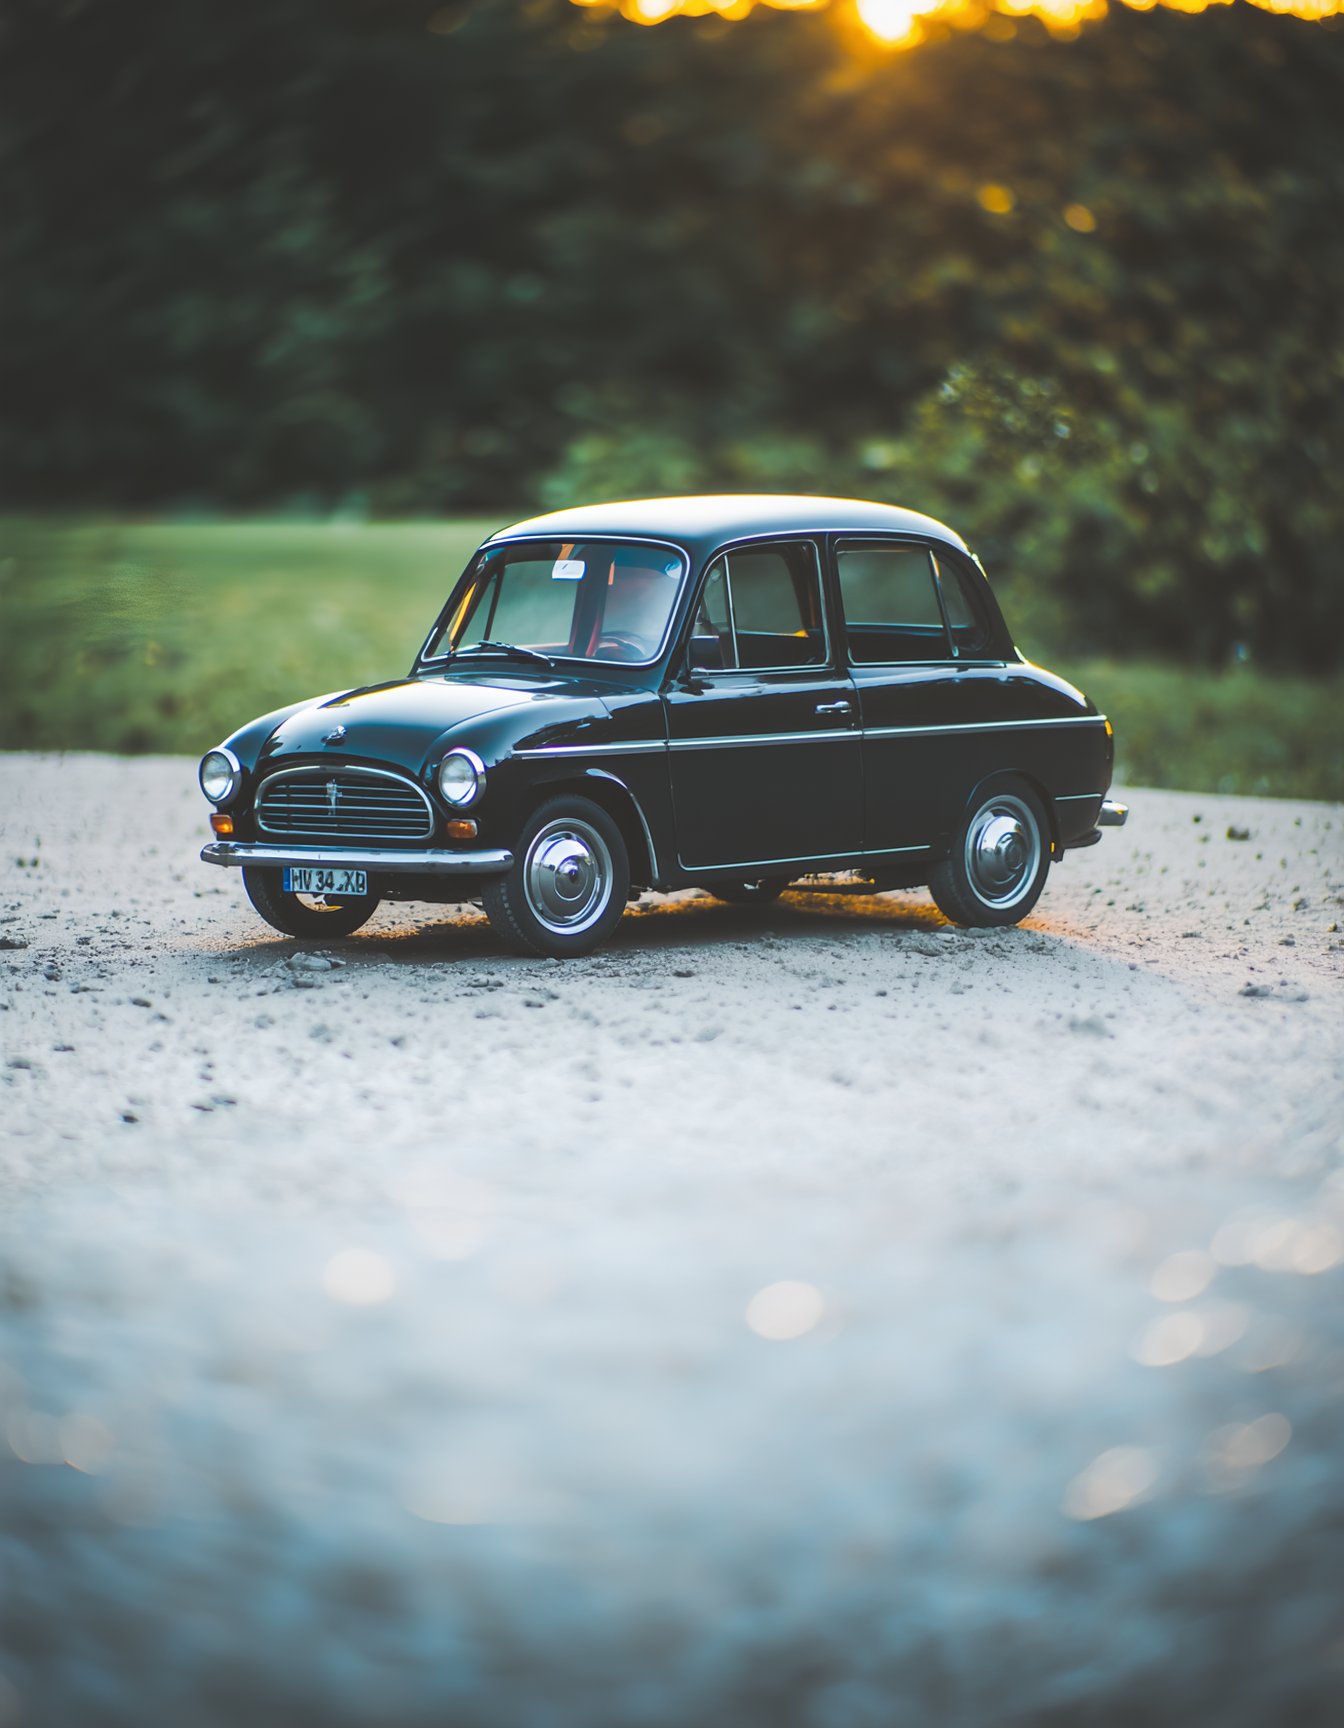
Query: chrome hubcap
965,797,1041,907
524,819,612,934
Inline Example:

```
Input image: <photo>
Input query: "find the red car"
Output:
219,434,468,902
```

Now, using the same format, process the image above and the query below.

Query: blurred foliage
0,519,492,755
1,1,1341,668
1057,660,1342,802
1,519,1338,800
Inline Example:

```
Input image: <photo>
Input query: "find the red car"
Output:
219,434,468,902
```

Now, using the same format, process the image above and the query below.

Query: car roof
486,495,970,559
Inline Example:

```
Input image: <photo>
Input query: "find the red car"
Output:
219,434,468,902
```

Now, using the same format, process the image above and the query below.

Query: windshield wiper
453,640,554,669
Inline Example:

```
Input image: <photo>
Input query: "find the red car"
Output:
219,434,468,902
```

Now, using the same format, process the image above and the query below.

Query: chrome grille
255,768,434,843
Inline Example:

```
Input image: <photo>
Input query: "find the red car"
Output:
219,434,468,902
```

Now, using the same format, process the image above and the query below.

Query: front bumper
200,841,513,876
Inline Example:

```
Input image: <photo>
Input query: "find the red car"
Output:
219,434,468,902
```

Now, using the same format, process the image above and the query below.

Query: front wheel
928,783,1051,927
242,867,381,938
481,796,629,958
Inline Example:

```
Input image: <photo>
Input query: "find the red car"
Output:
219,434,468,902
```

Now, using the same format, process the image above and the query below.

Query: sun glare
571,0,1341,43
855,0,936,44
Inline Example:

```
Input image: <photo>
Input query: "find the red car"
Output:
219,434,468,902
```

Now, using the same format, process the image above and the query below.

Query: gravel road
1,755,1342,1727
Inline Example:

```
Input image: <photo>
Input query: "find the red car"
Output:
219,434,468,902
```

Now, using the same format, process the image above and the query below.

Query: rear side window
689,542,826,672
934,554,993,658
837,541,948,663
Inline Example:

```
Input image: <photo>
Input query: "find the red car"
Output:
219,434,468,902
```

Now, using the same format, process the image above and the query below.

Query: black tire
242,866,380,938
705,877,789,906
928,781,1052,928
481,796,629,958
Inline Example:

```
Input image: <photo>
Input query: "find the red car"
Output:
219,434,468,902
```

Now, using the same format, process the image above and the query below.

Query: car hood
254,673,605,771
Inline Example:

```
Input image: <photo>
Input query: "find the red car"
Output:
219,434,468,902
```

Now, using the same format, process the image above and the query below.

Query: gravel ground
1,754,1342,1728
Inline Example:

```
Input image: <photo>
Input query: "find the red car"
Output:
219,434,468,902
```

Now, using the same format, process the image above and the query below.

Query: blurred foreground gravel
1,755,1342,1727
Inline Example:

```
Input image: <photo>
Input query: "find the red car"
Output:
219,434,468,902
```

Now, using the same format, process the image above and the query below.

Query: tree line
2,0,1341,667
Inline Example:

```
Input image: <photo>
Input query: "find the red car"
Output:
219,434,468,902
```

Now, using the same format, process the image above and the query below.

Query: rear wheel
705,878,789,906
482,796,629,958
242,867,380,938
928,782,1051,927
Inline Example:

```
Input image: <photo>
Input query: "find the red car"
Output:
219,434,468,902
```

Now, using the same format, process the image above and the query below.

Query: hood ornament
323,724,347,744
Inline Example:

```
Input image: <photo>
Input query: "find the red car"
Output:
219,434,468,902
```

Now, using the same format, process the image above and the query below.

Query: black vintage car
198,495,1127,956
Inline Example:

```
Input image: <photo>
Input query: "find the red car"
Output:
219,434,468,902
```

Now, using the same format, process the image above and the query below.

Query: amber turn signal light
210,813,234,835
445,818,478,841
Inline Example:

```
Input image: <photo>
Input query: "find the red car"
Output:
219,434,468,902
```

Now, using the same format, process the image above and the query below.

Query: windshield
426,539,687,666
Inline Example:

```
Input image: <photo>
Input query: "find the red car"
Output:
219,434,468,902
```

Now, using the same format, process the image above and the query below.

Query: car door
834,537,1007,855
663,538,862,870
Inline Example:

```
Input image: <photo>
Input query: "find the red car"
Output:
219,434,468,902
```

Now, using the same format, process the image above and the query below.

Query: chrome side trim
514,739,667,758
201,842,512,876
1098,800,1129,827
255,763,435,840
521,729,857,755
671,729,858,751
682,844,928,874
863,715,1109,740
515,713,1108,759
1054,793,1102,803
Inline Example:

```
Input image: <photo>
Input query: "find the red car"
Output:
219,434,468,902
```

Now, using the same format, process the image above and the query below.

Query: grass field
2,518,1340,800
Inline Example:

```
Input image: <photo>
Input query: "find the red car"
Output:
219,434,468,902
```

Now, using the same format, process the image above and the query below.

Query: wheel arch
524,769,658,887
962,768,1061,855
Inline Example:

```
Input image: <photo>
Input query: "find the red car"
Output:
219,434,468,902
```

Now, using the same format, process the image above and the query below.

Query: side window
933,554,992,658
836,541,949,664
689,561,735,671
690,542,826,672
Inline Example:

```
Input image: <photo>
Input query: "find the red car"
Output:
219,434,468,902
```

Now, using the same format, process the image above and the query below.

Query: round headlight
199,748,241,806
437,749,485,807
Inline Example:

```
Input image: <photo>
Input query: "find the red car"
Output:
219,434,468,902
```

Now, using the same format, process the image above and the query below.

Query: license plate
283,866,367,896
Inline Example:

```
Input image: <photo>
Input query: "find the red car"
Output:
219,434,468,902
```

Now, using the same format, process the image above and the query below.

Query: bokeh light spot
746,1279,825,1340
1132,1309,1204,1367
1204,1413,1292,1489
60,1413,115,1475
1150,1248,1215,1303
322,1248,396,1307
393,1165,496,1261
1063,1445,1159,1520
574,0,1344,43
1188,1301,1248,1356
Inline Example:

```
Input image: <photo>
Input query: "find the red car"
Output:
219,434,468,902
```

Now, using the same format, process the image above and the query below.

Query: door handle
815,700,852,715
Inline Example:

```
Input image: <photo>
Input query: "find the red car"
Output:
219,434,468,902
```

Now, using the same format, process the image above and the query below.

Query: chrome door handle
815,700,852,715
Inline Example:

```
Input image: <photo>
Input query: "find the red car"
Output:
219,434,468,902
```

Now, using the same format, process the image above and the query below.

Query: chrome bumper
1098,800,1129,827
200,841,513,876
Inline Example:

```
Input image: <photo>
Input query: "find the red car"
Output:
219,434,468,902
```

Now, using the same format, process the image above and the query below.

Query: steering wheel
593,632,652,663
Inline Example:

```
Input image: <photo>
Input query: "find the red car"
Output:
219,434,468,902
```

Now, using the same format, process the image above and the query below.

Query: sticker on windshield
552,559,585,581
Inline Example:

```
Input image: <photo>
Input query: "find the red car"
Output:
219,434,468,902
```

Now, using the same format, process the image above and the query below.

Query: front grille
256,768,434,843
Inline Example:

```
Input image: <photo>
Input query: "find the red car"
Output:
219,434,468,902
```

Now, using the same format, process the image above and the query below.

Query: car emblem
323,724,346,744
326,780,340,814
